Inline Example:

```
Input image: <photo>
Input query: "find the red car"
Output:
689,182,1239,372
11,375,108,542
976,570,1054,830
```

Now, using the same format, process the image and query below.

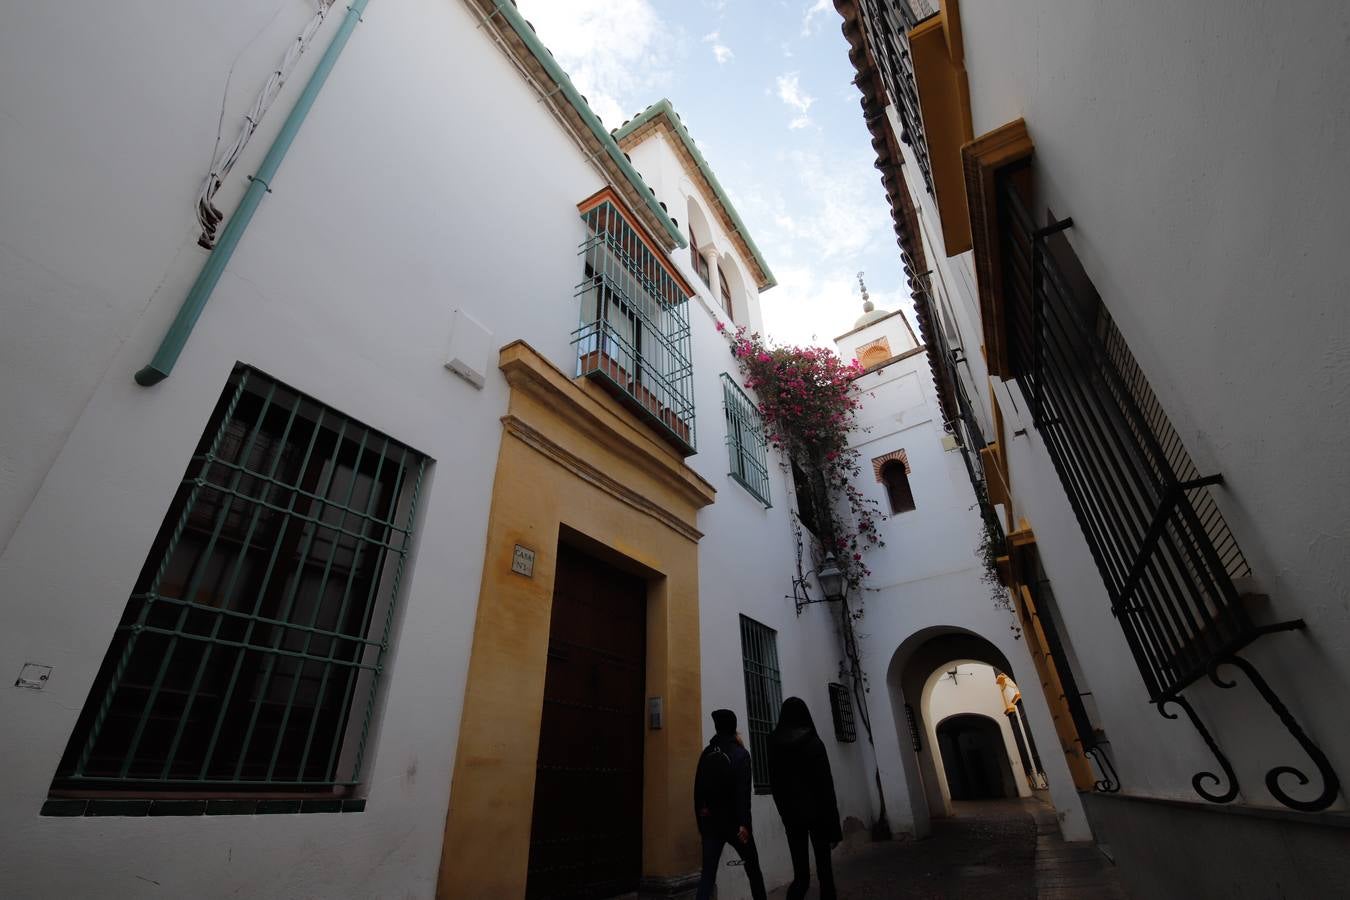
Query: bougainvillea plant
720,323,884,585
721,321,894,837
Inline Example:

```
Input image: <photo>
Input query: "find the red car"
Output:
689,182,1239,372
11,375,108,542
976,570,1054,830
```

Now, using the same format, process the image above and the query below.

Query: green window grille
721,374,771,507
827,682,857,743
573,199,696,454
739,615,782,793
52,364,426,794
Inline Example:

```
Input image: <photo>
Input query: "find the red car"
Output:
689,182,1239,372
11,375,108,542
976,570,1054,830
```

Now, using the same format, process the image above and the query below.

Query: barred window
721,374,772,507
739,615,782,793
827,683,857,743
52,365,426,795
997,171,1254,699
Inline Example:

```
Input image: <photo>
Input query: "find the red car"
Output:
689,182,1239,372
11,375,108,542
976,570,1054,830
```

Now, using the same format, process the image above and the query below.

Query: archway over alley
883,626,1061,838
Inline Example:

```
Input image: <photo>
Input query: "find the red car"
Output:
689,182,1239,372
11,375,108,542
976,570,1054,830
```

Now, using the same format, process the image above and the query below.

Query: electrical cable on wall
195,1,337,248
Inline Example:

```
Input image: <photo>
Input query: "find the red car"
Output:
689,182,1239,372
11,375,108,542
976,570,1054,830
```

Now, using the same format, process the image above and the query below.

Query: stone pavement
765,799,1126,899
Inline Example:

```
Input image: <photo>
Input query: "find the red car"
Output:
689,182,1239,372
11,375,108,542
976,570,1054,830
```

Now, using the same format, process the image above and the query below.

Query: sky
513,0,915,349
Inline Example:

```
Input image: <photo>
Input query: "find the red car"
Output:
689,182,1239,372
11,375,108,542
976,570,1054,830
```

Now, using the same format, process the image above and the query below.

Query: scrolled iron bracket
1085,743,1121,793
1159,693,1240,803
790,576,828,617
1207,654,1342,812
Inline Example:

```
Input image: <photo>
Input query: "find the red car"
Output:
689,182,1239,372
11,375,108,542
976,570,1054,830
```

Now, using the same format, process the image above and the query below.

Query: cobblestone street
767,800,1126,899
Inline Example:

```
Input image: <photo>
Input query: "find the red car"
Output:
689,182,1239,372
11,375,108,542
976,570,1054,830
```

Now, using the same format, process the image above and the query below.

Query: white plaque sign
511,544,536,578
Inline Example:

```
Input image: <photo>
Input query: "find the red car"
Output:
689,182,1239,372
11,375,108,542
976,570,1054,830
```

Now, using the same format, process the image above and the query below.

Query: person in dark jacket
768,697,842,900
694,708,767,900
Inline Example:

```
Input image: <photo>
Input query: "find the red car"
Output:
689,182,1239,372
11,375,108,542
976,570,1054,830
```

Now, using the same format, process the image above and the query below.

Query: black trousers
784,825,836,900
696,831,767,900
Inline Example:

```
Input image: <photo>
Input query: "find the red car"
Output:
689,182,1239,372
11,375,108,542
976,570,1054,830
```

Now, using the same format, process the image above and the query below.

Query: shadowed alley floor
765,799,1127,899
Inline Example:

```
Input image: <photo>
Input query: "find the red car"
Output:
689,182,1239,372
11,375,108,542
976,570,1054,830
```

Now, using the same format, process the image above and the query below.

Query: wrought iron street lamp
816,553,846,602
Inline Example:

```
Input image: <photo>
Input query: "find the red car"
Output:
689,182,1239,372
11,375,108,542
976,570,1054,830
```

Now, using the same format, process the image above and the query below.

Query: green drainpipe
135,0,371,386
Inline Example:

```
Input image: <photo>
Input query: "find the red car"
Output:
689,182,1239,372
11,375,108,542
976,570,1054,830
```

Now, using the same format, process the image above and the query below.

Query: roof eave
615,99,777,291
472,1,686,250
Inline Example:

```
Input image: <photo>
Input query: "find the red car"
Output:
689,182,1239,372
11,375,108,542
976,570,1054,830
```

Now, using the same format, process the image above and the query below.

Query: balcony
573,197,696,455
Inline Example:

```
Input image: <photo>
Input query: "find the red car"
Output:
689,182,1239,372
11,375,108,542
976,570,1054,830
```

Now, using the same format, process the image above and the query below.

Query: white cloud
702,30,734,64
760,268,917,351
776,72,815,130
801,0,832,36
513,0,671,128
773,150,887,260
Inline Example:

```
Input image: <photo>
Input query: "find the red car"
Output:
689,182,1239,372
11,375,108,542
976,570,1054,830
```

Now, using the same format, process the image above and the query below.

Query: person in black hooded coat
768,697,841,900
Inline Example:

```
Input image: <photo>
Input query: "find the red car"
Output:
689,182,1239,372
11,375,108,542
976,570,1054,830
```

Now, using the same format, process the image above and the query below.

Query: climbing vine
721,324,883,584
723,323,892,836
971,477,1022,640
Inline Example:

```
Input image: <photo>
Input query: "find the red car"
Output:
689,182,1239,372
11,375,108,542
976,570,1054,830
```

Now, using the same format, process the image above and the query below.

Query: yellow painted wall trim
910,1,975,255
498,340,717,513
439,339,711,897
503,414,705,543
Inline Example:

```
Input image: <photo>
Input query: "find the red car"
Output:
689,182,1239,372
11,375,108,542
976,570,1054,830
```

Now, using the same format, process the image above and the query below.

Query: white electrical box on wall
444,308,492,389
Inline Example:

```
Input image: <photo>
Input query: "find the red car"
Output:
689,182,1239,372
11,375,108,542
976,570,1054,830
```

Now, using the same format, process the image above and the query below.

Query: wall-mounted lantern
816,553,846,603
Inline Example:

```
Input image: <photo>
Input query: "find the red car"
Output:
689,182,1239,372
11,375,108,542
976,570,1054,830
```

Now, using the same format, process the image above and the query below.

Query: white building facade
836,0,1350,896
831,299,1089,841
0,3,879,898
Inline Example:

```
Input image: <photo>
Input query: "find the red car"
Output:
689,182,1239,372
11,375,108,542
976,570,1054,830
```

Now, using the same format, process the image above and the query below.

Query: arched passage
884,626,1028,836
934,713,1018,800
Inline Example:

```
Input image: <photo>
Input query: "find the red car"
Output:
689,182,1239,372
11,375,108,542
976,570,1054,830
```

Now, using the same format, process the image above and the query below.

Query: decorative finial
857,271,873,313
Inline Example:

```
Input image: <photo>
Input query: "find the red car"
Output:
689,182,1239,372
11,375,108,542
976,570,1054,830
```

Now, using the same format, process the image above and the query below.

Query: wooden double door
526,544,647,899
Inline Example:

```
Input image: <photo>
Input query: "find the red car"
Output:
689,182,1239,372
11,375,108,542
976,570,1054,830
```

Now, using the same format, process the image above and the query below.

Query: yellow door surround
437,341,716,898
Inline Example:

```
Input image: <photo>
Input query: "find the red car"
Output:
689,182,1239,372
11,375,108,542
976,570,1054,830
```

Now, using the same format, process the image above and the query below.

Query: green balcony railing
52,365,425,794
573,200,696,454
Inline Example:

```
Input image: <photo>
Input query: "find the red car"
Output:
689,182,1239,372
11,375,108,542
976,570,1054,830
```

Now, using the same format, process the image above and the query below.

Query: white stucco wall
667,219,878,899
0,2,613,895
830,316,1089,841
0,3,880,897
625,130,766,336
885,0,1350,819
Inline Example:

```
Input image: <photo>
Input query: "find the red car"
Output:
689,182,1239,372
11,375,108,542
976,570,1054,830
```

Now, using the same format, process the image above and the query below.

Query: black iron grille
53,364,426,792
739,615,782,792
997,173,1257,700
828,683,857,743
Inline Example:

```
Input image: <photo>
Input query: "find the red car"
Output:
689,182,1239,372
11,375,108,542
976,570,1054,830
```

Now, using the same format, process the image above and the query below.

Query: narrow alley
765,800,1125,900
2,1,1347,897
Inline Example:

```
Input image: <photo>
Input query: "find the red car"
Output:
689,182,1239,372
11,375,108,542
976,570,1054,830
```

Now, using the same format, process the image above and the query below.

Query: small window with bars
827,683,856,743
51,364,427,796
721,374,772,507
739,615,782,793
